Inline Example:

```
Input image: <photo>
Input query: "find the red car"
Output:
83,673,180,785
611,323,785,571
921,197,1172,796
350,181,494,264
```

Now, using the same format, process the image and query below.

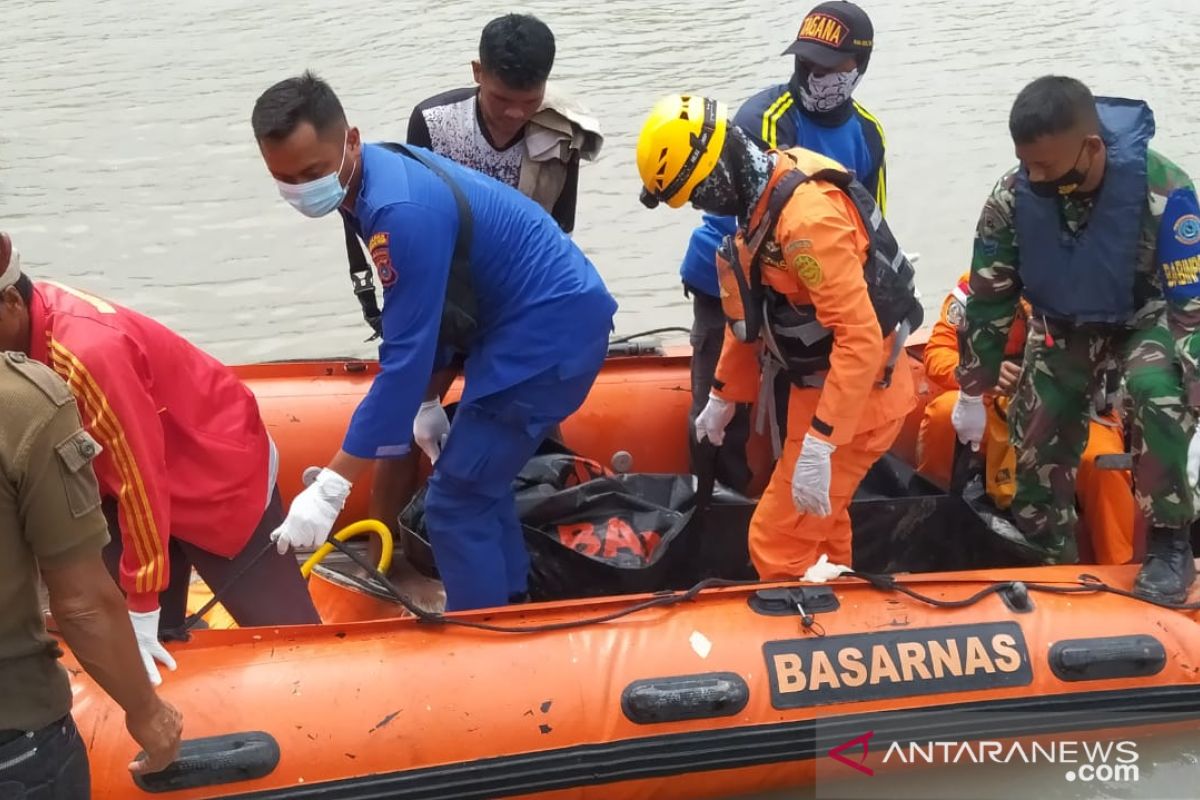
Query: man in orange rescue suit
0,233,319,686
637,95,922,576
917,273,1136,564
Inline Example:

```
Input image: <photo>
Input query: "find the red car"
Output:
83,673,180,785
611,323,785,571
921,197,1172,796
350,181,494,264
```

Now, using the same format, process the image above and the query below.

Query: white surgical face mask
798,68,862,113
275,134,352,218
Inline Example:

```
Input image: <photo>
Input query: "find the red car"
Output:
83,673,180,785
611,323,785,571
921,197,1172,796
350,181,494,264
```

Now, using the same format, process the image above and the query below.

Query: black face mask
1028,140,1094,198
794,56,813,88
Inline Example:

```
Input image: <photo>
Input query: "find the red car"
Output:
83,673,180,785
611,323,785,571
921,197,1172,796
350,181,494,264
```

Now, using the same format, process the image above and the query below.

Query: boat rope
327,537,762,632
182,540,277,632
846,570,1200,612
179,534,1199,637
324,538,1200,634
608,326,691,345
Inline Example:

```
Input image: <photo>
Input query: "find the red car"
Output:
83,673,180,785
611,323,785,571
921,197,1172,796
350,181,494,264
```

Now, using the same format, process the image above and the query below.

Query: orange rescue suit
917,273,1135,564
713,149,916,578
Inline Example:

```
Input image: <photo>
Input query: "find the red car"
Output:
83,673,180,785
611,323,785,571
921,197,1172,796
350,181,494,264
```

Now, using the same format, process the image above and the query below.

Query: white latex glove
791,433,836,516
695,393,736,445
129,609,176,687
413,400,450,464
1188,428,1200,490
270,468,352,554
951,393,987,451
801,554,852,583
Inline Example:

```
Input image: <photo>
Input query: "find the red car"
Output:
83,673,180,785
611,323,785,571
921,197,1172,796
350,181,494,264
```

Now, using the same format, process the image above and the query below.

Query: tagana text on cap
783,0,874,68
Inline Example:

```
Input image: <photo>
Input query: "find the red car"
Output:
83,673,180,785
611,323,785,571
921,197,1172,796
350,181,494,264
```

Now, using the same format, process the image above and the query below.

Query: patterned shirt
406,87,580,232
407,88,523,188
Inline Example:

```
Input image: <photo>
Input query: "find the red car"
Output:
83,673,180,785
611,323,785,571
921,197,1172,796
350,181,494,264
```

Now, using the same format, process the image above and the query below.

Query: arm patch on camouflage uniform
945,298,966,328
1159,188,1200,300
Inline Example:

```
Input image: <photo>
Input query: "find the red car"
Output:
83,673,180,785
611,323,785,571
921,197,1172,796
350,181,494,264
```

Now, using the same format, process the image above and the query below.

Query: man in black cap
676,0,887,495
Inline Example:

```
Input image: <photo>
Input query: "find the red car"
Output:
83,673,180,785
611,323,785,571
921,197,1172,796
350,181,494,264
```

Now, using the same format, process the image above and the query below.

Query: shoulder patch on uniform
1174,213,1200,246
793,254,823,287
3,352,73,406
945,298,965,327
978,201,1009,240
368,232,397,289
1159,188,1200,299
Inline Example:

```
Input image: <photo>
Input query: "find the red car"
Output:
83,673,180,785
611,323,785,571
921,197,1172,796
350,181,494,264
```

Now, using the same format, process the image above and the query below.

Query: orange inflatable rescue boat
65,342,1200,800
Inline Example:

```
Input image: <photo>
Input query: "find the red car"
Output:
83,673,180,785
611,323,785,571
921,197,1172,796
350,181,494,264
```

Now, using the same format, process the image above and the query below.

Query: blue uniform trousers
424,366,600,611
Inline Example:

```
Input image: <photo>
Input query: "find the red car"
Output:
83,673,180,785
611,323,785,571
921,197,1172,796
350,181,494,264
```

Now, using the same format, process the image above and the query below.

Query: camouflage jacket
957,150,1200,402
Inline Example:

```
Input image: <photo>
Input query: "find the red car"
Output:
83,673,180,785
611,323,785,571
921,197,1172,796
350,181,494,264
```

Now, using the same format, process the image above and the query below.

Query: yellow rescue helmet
636,95,728,209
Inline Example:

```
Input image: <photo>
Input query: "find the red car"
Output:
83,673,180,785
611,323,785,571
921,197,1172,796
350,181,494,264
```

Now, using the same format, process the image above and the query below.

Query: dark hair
15,273,32,306
251,70,347,142
1008,76,1100,145
479,14,555,90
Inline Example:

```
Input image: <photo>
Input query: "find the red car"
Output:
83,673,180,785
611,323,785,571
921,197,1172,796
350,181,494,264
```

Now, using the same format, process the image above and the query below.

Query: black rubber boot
1133,527,1196,604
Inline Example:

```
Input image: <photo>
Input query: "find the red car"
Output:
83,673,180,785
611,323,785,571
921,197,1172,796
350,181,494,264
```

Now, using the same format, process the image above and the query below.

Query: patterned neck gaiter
797,68,862,113
689,127,775,219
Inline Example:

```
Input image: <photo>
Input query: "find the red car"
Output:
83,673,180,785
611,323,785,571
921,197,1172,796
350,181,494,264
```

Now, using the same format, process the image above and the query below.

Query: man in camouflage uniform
954,75,1200,603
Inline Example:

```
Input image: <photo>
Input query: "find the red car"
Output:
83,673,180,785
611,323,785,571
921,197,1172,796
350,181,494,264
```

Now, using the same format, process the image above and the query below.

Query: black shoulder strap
750,168,809,253
745,168,810,278
344,143,477,347
343,215,381,339
725,169,810,343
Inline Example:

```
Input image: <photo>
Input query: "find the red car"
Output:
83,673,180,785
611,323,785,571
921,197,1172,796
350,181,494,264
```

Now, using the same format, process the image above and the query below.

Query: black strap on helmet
644,97,720,207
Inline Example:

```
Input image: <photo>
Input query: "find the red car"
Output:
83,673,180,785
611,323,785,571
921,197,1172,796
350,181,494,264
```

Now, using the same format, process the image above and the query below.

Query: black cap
782,1,874,68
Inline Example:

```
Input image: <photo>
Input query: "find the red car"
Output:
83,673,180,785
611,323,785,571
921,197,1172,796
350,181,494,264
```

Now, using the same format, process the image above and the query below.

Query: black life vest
717,158,923,388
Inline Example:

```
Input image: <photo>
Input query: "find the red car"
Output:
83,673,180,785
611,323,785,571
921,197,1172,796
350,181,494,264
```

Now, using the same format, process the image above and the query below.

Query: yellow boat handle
300,519,394,579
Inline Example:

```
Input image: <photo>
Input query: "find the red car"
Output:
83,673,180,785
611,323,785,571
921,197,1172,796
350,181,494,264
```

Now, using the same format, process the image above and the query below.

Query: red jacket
29,282,271,612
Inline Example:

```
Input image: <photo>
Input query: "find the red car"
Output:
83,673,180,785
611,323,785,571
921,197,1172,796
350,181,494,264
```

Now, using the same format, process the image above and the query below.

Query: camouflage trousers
1008,313,1197,560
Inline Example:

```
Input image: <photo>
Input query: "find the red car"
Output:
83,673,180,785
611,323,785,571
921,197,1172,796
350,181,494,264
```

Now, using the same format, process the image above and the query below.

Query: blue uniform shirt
679,83,887,298
342,144,617,459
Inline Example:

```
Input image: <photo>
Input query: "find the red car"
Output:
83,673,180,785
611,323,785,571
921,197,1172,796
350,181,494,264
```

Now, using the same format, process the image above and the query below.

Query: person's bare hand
127,697,182,775
990,361,1022,396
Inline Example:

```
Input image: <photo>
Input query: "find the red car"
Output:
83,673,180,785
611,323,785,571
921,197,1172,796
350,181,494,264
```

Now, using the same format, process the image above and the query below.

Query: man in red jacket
0,233,319,684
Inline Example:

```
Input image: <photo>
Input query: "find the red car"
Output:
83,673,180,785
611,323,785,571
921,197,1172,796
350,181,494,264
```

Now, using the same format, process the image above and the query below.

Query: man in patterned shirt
353,16,602,546
953,75,1200,603
407,13,595,233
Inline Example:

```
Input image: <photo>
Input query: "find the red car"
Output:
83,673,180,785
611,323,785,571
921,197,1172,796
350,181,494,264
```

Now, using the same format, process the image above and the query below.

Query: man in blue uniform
679,0,886,492
250,72,617,611
353,14,603,537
